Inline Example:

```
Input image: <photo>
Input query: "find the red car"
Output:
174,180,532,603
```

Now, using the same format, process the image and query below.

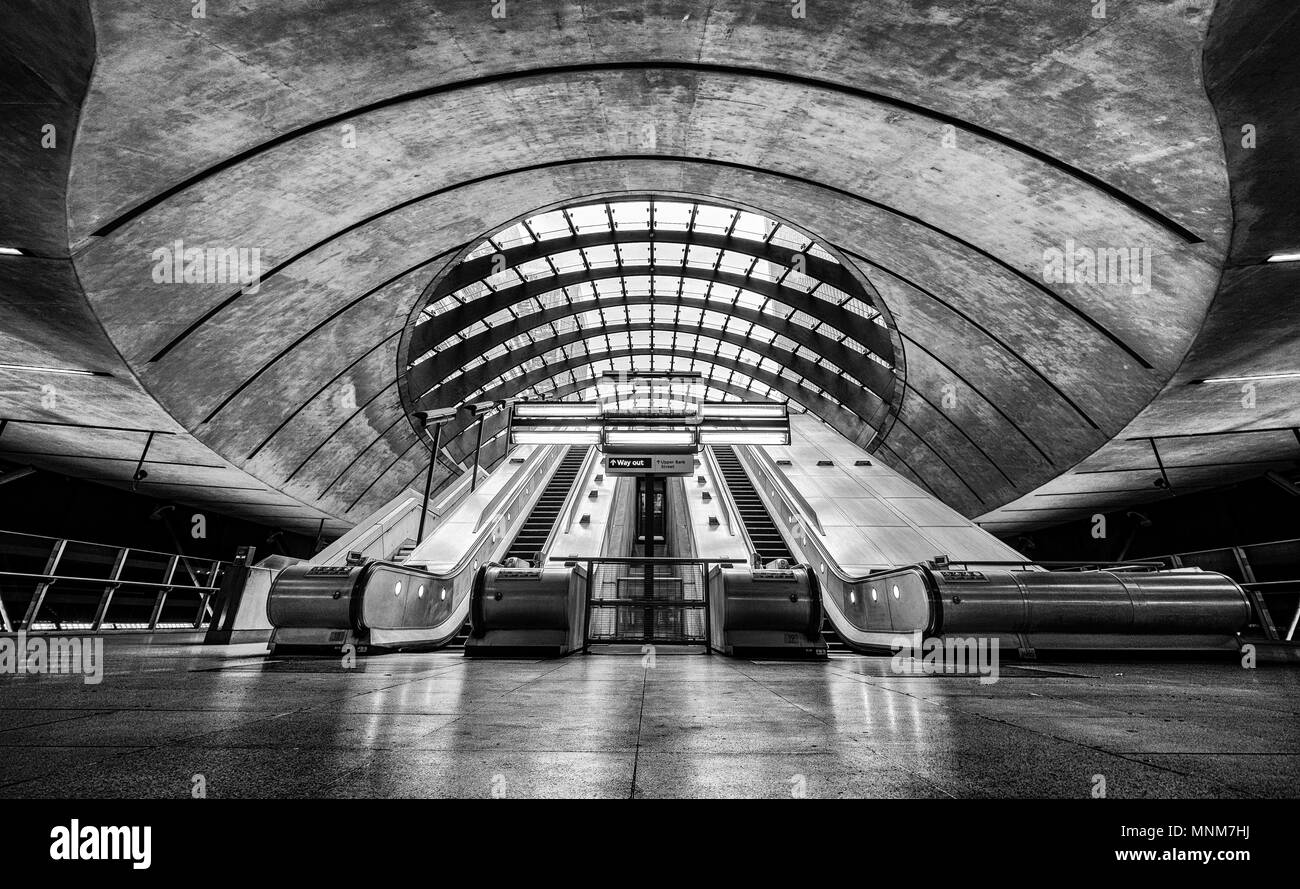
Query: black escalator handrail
803,563,825,642
468,560,489,639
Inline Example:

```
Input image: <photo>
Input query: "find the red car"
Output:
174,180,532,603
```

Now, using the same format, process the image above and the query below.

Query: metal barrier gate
558,557,741,646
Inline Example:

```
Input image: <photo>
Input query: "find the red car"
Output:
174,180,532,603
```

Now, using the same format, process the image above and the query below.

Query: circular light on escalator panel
870,588,878,602
394,581,403,596
892,585,900,599
440,588,447,601
849,590,856,604
418,585,425,598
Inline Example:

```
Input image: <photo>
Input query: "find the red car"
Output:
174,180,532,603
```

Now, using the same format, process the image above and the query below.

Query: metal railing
554,556,745,647
0,530,228,633
1151,538,1300,642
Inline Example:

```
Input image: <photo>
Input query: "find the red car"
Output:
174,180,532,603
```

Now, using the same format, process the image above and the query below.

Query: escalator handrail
700,445,737,539
704,446,758,557
732,446,867,588
560,446,600,536
740,445,826,537
472,444,564,534
325,467,489,567
405,444,565,582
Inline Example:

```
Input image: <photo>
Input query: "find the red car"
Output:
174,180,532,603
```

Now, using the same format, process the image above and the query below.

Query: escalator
710,445,794,565
711,445,828,656
267,443,586,654
504,446,589,564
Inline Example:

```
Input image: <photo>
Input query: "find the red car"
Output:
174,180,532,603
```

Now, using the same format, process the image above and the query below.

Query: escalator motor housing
466,564,587,657
708,565,826,658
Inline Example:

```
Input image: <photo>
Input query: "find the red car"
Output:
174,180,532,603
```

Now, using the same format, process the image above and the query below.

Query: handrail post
582,559,594,653
470,417,486,493
1235,546,1278,639
194,559,222,627
702,560,713,654
417,421,443,544
149,555,179,630
92,547,129,631
20,538,66,630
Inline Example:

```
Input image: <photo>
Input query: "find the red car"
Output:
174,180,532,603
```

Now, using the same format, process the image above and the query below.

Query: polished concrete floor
0,639,1295,798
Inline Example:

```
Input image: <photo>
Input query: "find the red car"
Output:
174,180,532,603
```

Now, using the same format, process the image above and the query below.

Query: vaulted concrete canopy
3,0,1293,540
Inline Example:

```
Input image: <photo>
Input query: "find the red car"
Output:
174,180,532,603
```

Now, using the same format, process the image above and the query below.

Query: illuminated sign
605,455,694,476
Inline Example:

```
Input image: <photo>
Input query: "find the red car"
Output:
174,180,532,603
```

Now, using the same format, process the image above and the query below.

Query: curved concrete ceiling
5,0,1293,541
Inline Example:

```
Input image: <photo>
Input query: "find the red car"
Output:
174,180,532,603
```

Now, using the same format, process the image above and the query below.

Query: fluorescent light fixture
512,431,601,445
513,402,600,418
1197,372,1300,384
1266,252,1300,263
604,430,696,447
0,363,102,376
0,247,25,257
700,431,791,446
701,403,786,419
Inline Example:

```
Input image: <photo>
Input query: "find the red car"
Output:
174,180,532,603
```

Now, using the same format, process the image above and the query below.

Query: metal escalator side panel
818,566,936,652
503,446,589,563
690,446,754,561
803,562,825,641
266,563,364,629
535,446,596,562
1116,570,1252,634
469,562,488,640
709,444,793,564
709,565,825,656
357,561,458,632
664,475,697,558
931,568,1252,638
601,476,639,558
466,564,586,656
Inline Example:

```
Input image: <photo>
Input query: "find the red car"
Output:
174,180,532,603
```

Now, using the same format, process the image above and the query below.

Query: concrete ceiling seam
82,62,1206,246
